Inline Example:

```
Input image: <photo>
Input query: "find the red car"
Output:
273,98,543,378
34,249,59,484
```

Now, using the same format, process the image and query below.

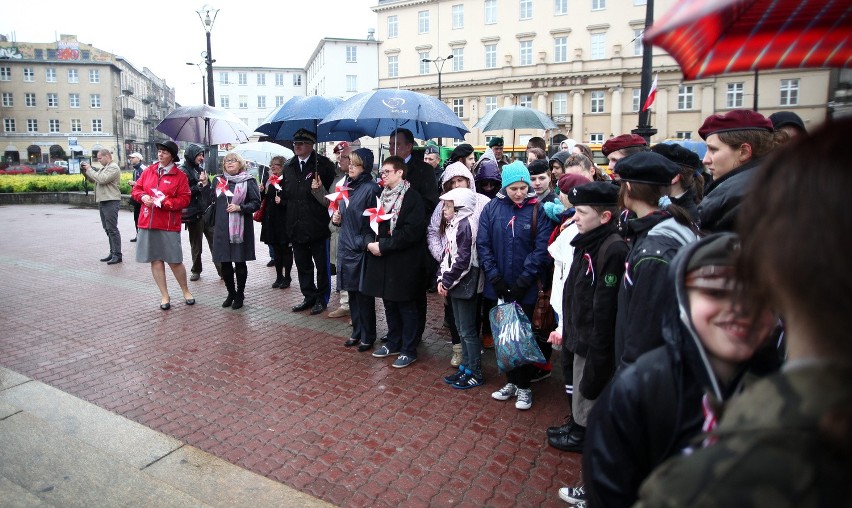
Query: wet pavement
0,203,582,507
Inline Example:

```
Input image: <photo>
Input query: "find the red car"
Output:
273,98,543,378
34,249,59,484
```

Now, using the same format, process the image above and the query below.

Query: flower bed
0,172,134,194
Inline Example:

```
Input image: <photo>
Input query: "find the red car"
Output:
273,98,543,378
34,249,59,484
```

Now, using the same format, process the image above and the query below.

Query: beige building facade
372,0,832,148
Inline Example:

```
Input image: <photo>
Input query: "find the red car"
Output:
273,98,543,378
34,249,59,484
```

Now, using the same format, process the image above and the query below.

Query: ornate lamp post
422,54,453,147
197,4,219,172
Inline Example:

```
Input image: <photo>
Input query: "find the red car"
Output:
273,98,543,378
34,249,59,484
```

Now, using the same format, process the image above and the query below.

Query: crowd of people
106,108,851,506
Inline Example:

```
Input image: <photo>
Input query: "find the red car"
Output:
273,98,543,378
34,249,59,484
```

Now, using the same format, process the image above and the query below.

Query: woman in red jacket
131,141,194,310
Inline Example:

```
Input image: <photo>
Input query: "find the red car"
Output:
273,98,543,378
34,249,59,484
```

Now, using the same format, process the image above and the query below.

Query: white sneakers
491,383,532,410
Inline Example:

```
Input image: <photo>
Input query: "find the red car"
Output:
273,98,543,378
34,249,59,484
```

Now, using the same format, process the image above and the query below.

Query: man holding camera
80,149,122,264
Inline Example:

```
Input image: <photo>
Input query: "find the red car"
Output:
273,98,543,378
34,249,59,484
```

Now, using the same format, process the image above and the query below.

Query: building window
519,94,532,108
257,73,266,86
452,48,464,71
452,4,464,29
388,55,399,78
293,74,302,86
677,85,694,110
69,93,80,108
589,132,604,143
91,119,102,132
420,52,430,74
485,44,497,68
89,69,99,83
453,98,464,117
520,41,533,66
590,90,605,113
219,72,229,85
520,0,532,20
555,0,568,15
68,69,79,83
418,10,430,33
387,15,399,38
485,96,497,112
1,92,11,107
25,93,36,107
4,119,16,132
346,75,357,92
220,96,230,108
49,119,60,133
27,119,38,132
633,29,644,56
257,96,266,108
591,33,606,59
780,79,799,106
676,131,692,139
632,89,641,112
592,0,606,10
726,82,744,108
275,73,284,86
23,67,34,82
47,93,58,108
81,50,90,60
238,72,247,85
275,96,286,107
90,94,101,108
46,49,57,59
34,49,43,59
485,0,497,24
346,46,357,63
552,93,568,115
0,67,9,81
554,37,568,62
239,95,248,109
71,119,81,132
46,68,56,82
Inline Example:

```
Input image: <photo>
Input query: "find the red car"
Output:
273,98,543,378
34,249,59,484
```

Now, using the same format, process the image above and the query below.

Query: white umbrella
156,104,255,145
232,141,294,166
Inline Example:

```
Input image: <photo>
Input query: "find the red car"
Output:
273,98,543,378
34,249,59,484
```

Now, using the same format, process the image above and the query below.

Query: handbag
447,266,480,300
490,301,546,373
202,202,215,228
253,197,267,222
531,280,555,332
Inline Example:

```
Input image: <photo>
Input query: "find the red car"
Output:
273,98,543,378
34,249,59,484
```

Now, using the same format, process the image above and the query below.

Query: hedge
0,172,134,194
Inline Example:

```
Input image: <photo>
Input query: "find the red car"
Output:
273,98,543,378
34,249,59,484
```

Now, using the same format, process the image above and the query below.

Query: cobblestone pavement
0,204,582,507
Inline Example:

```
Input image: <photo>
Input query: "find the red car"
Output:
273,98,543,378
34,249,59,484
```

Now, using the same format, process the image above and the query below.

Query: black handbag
202,202,215,228
448,266,480,300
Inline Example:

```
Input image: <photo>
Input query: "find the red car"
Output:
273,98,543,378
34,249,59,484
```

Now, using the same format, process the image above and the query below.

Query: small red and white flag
641,73,658,112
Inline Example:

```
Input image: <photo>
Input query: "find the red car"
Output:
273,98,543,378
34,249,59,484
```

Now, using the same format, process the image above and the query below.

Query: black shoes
344,337,360,347
379,335,389,343
272,278,285,289
160,301,171,311
548,424,586,453
266,259,275,267
547,417,575,438
357,342,374,352
223,293,236,308
292,299,315,312
279,277,291,288
99,253,113,262
330,263,337,275
231,295,244,310
310,301,327,315
129,237,137,242
106,254,122,265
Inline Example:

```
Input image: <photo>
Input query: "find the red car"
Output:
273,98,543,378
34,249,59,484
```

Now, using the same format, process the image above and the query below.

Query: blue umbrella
255,96,358,142
318,89,469,141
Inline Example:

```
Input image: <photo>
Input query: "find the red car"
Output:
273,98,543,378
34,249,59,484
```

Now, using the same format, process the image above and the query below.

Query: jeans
99,200,121,255
451,295,481,373
384,299,419,357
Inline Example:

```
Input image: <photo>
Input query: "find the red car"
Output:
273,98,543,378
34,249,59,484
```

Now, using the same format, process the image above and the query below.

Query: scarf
223,171,254,244
380,180,410,235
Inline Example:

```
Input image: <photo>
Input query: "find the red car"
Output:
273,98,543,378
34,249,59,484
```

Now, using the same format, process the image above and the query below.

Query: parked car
0,164,36,175
44,165,67,174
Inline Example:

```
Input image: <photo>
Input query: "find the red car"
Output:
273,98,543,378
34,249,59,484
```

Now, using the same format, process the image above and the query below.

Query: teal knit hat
501,161,531,189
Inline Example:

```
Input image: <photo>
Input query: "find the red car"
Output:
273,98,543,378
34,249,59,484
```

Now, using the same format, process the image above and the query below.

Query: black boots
223,276,236,308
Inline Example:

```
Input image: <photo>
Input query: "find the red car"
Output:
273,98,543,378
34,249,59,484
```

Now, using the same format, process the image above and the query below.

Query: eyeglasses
379,169,400,176
224,159,239,163
293,141,311,146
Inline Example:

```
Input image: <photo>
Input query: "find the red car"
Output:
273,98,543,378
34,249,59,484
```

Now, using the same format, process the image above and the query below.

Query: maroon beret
557,173,591,194
698,110,774,140
602,134,648,157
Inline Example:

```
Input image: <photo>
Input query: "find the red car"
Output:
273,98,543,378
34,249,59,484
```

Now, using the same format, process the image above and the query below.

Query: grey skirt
135,229,183,264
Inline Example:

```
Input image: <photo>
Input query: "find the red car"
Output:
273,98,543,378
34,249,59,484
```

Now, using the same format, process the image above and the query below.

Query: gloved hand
491,277,513,301
512,277,533,301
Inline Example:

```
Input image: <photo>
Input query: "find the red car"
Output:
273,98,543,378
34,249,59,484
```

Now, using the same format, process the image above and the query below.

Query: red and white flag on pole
642,73,658,112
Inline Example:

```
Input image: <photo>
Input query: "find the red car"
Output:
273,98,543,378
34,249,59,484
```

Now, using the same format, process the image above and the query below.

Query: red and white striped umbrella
645,0,851,81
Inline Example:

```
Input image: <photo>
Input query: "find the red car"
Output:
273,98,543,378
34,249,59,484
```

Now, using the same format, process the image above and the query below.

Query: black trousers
292,239,330,304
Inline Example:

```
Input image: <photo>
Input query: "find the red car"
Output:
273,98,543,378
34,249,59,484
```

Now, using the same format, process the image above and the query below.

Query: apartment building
0,34,175,166
210,66,306,133
372,0,832,147
306,36,380,99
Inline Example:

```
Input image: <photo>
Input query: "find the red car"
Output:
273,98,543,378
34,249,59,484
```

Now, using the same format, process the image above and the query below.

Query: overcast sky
0,0,378,105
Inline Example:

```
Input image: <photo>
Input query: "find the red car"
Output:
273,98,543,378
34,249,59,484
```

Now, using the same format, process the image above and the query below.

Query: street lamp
422,54,453,146
196,4,219,173
186,59,207,104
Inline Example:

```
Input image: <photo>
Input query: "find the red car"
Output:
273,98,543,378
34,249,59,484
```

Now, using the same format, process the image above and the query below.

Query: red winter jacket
131,163,191,232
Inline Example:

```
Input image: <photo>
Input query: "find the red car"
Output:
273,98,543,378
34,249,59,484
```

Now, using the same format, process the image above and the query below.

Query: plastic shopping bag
490,301,546,373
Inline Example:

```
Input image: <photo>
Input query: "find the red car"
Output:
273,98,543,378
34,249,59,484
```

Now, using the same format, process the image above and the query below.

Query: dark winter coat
614,212,698,368
337,172,381,292
209,176,261,263
698,157,762,233
360,187,427,302
259,175,288,246
476,192,555,305
671,187,700,226
180,144,207,223
282,151,336,243
562,223,628,399
404,155,440,215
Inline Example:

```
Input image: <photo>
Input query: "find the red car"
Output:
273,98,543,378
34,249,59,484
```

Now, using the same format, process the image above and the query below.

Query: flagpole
632,0,658,144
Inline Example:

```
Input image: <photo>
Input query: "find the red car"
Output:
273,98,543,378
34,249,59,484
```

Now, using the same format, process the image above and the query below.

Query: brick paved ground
0,204,582,507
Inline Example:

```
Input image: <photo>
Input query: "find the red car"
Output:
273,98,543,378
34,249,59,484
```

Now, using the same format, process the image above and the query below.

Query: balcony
122,108,136,120
552,114,572,126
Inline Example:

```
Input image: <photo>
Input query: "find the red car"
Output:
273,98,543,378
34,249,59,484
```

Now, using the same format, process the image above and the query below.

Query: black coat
209,176,261,263
337,172,381,291
698,157,761,233
180,147,207,221
282,151,336,243
360,187,427,302
405,156,440,215
259,176,288,245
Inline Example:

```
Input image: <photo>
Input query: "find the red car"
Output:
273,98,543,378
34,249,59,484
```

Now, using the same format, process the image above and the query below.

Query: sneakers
530,367,552,383
444,365,466,384
450,344,463,367
372,346,401,358
482,333,494,349
327,307,350,318
491,383,518,401
392,355,417,368
452,369,484,390
558,486,586,504
515,388,533,410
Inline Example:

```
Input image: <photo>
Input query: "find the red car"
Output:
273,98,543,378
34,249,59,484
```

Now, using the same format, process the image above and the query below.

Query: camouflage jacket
634,363,852,508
